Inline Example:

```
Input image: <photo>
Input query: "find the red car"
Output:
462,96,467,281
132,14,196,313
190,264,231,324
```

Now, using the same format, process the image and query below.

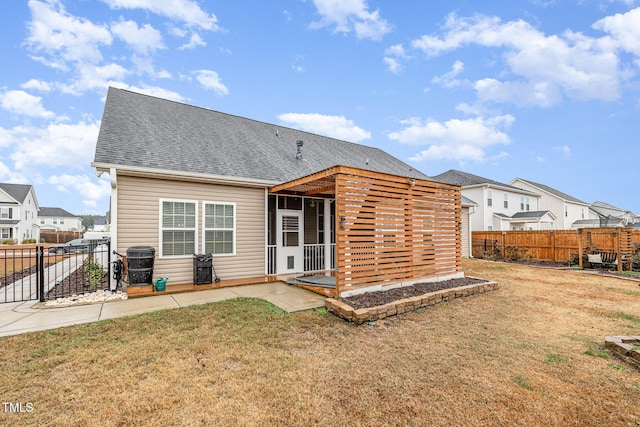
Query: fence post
37,245,45,302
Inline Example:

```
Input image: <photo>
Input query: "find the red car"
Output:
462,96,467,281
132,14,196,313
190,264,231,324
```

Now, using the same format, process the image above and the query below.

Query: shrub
500,245,530,262
85,258,106,290
567,253,580,267
1,239,18,245
21,239,37,244
632,252,640,272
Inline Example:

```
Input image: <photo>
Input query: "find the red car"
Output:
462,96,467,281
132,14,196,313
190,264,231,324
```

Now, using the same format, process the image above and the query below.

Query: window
1,228,10,239
504,193,509,209
488,226,493,231
203,202,235,255
60,218,64,224
581,208,585,219
161,200,197,257
520,196,525,211
53,219,57,224
0,207,12,219
565,205,568,217
40,219,45,224
525,197,530,211
487,190,493,207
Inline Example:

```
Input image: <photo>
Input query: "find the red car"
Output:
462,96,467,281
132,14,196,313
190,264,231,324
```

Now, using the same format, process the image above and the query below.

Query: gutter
91,162,282,188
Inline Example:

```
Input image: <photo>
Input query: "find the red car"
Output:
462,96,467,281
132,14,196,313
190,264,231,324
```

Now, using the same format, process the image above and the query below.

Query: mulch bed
47,265,110,299
338,277,487,310
0,264,53,288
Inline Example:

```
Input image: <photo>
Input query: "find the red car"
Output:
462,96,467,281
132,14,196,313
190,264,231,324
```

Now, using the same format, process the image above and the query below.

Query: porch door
276,210,303,274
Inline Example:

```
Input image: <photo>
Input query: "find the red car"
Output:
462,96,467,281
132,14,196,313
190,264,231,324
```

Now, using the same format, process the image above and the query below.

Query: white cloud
8,121,100,172
27,0,113,67
111,18,164,55
278,112,372,142
58,62,129,95
0,90,55,119
553,144,571,157
388,115,514,163
431,60,466,88
193,70,228,95
411,12,628,105
310,0,392,41
383,44,409,74
593,7,640,56
101,0,219,31
178,33,206,50
21,79,52,92
48,174,111,208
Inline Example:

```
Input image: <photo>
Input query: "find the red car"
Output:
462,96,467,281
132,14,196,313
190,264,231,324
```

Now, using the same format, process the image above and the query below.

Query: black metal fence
0,239,113,303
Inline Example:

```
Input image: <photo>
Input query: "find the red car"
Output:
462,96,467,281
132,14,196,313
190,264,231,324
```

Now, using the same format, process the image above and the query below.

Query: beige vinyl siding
117,174,266,283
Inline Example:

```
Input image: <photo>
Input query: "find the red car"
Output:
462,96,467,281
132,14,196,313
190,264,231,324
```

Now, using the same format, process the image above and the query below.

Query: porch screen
282,215,299,247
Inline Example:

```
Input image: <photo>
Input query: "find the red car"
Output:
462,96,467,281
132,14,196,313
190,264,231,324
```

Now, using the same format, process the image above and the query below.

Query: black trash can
127,246,155,285
193,253,213,285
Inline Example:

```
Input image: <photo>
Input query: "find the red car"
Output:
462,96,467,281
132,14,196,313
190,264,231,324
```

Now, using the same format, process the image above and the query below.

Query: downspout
109,167,118,291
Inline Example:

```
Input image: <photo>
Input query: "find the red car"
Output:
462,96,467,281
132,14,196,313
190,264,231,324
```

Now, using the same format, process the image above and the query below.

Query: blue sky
1,0,639,216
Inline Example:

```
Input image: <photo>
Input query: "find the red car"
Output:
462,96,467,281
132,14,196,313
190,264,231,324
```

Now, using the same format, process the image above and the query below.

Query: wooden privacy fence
40,231,83,244
473,228,640,265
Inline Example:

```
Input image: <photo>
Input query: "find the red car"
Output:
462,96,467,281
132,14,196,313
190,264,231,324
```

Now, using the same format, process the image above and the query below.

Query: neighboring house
38,207,83,232
509,178,595,230
91,216,107,232
92,87,464,297
590,201,640,226
460,195,477,258
432,170,550,231
0,183,40,243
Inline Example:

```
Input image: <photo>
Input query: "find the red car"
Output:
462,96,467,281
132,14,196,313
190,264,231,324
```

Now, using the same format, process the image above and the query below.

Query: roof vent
296,140,304,160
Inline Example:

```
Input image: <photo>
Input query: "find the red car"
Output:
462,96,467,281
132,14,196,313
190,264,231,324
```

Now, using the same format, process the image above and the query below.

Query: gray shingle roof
94,87,429,182
513,178,587,204
0,183,32,204
39,207,77,217
510,211,551,219
431,169,531,194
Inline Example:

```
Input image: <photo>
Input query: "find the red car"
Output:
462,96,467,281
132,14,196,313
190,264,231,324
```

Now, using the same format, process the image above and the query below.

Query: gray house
92,88,464,296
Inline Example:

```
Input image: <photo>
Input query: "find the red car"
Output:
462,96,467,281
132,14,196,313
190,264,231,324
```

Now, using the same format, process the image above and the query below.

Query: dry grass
1,259,640,426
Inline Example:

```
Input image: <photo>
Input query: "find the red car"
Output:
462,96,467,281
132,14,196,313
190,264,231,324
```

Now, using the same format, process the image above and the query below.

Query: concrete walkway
0,282,326,338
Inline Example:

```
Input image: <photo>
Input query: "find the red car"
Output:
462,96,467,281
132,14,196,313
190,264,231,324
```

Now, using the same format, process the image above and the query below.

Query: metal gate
0,240,112,304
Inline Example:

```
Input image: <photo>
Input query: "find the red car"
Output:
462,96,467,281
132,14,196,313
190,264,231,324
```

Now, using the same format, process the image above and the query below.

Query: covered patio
269,165,463,297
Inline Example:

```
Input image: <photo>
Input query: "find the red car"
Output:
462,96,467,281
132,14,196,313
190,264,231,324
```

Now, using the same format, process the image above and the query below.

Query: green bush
21,239,37,244
632,252,640,272
1,239,17,245
85,258,106,290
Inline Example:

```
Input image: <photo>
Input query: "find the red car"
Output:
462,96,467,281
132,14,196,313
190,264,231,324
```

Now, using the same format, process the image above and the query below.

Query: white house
433,170,554,231
510,178,596,230
0,183,40,243
589,201,640,226
38,207,83,232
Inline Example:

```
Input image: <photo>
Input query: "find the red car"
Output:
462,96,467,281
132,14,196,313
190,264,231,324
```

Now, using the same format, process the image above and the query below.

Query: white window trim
202,201,236,257
159,198,198,259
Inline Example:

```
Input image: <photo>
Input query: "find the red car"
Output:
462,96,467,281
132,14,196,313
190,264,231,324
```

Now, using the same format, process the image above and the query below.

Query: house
92,87,463,297
460,195,477,258
38,207,83,232
0,183,40,243
590,201,640,227
432,170,552,231
90,216,107,232
509,178,595,230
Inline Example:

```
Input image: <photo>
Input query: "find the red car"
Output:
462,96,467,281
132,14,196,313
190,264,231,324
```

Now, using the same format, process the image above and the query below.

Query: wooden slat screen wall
335,170,461,294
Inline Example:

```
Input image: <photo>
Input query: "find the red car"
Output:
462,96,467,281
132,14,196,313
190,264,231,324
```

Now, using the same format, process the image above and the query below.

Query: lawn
1,259,639,426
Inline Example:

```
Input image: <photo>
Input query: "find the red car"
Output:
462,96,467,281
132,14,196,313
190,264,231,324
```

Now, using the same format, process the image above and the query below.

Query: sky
1,0,639,217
